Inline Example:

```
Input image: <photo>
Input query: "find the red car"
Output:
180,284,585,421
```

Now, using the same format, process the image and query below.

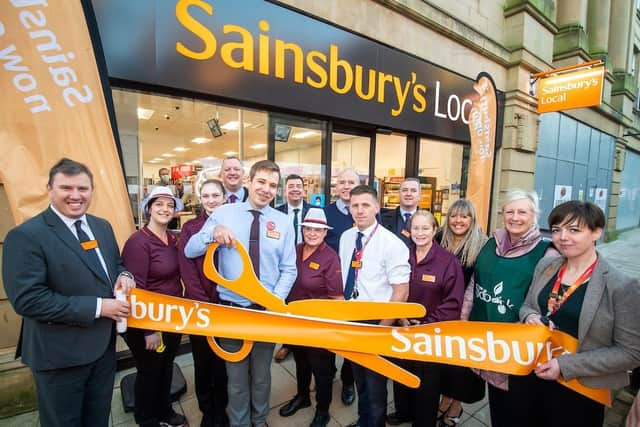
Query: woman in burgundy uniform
391,210,464,427
122,186,186,427
178,178,229,427
278,208,343,427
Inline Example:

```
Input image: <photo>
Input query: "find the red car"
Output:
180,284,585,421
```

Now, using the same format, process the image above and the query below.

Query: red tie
249,210,261,277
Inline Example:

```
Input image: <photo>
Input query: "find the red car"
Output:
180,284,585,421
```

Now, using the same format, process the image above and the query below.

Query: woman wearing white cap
278,208,344,427
121,186,186,427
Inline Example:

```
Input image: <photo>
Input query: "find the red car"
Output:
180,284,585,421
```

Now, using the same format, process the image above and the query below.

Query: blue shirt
184,202,297,306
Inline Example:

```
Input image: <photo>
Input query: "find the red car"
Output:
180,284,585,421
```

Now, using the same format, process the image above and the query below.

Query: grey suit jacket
2,207,125,371
520,254,640,389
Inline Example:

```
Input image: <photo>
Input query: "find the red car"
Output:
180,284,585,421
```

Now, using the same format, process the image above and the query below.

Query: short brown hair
249,160,280,181
48,158,94,188
284,174,304,185
548,201,605,231
350,184,377,199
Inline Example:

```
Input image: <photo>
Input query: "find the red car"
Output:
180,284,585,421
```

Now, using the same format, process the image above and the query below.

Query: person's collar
357,221,378,236
226,186,244,197
245,200,269,213
399,207,417,217
336,198,349,213
288,201,303,211
49,204,87,229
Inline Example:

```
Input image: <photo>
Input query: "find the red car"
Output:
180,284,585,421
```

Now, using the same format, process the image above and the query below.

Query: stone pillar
586,0,611,60
554,0,589,61
608,0,634,114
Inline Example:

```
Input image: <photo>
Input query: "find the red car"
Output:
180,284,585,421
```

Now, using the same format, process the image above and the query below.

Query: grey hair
337,168,360,181
501,189,540,224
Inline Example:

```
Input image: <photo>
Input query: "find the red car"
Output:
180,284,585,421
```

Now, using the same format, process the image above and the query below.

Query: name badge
81,240,98,250
401,229,411,238
266,230,280,239
421,274,436,283
351,260,362,269
309,262,320,270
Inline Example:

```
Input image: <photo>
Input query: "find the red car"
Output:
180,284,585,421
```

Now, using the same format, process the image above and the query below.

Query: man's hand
145,332,161,351
100,298,130,321
213,225,236,247
115,273,136,295
534,358,561,380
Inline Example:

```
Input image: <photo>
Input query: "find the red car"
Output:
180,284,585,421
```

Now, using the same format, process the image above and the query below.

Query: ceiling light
204,156,217,160
192,159,201,164
191,137,212,144
161,153,175,157
251,143,267,149
137,107,154,120
223,151,237,156
292,130,318,139
173,147,189,152
220,121,252,131
148,160,158,163
152,157,164,161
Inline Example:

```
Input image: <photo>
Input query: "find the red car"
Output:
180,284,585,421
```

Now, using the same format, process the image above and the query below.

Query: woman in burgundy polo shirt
390,210,464,427
177,178,229,427
278,208,343,427
122,186,186,427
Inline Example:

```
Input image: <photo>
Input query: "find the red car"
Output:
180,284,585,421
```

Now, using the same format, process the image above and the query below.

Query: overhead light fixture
148,160,158,163
292,130,318,139
251,143,267,149
220,120,252,131
223,151,237,156
137,107,154,120
192,159,202,164
204,156,217,160
207,118,223,138
161,153,175,157
191,137,212,144
173,146,189,152
152,157,164,161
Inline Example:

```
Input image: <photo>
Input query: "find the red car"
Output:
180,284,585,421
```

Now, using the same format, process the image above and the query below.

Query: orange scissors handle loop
207,336,254,362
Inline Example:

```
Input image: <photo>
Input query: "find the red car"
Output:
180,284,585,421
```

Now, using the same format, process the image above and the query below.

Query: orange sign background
537,66,605,113
0,1,135,246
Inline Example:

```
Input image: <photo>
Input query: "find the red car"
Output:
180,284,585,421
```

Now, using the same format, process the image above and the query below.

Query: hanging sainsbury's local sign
91,0,504,143
535,61,605,114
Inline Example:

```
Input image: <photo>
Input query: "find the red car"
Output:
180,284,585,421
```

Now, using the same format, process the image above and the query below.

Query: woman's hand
525,313,555,330
398,318,411,327
534,358,561,380
145,332,161,350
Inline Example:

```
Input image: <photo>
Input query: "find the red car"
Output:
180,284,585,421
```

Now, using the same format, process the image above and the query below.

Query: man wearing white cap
278,208,343,427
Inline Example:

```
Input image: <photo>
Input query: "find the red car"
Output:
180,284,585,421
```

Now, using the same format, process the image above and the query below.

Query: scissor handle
203,242,287,312
207,336,254,362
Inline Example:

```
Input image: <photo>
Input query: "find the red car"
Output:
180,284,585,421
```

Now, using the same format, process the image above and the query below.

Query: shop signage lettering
538,66,605,113
92,0,499,142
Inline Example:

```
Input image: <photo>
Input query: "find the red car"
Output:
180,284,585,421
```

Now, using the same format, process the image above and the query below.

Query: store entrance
330,126,373,203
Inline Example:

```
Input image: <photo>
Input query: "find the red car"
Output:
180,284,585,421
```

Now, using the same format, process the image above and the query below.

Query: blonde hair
407,209,438,230
440,199,488,268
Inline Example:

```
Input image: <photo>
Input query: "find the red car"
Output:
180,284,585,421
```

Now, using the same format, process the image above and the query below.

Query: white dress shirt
287,202,304,244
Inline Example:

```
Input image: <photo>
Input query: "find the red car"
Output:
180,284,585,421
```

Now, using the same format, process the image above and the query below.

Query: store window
418,138,466,224
330,131,371,202
375,133,407,208
112,88,267,227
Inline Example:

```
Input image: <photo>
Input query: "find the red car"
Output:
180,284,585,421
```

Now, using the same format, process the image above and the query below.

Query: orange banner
466,74,497,231
538,66,605,113
0,1,134,245
127,288,611,406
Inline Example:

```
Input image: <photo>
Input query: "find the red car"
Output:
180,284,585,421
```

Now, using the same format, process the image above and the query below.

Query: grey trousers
220,338,275,427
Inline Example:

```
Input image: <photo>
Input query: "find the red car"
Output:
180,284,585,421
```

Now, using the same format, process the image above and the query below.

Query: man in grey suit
3,158,135,427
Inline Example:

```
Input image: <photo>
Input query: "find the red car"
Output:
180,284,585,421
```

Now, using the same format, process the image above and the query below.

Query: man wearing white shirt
381,177,421,248
220,156,248,203
276,174,311,245
339,185,410,427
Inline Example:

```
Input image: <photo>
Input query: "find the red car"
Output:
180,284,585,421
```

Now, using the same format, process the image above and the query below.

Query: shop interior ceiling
112,89,357,166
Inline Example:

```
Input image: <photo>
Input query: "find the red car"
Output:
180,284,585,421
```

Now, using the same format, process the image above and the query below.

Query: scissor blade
287,299,425,321
334,349,420,388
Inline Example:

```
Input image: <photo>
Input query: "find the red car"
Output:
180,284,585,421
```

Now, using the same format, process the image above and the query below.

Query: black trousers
125,328,181,426
33,333,116,427
509,373,604,427
291,345,336,412
487,382,511,427
341,358,354,386
392,359,442,427
190,335,229,423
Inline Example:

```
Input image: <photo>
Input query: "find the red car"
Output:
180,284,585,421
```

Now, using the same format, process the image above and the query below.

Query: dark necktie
74,220,109,283
293,208,300,244
343,231,363,300
403,213,412,226
249,210,261,278
229,194,237,204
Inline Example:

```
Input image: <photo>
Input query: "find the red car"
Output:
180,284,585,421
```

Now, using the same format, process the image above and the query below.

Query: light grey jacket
520,254,640,389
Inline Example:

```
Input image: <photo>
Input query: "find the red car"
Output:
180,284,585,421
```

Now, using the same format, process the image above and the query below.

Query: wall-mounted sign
537,65,605,113
91,0,504,143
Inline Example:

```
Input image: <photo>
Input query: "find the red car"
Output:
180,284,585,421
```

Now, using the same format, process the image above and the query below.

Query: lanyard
353,223,379,282
546,258,597,316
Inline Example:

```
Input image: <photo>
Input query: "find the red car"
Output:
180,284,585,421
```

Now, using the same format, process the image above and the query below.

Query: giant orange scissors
202,241,425,387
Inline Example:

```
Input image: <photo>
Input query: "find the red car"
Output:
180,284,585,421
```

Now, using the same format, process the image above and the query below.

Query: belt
219,299,266,311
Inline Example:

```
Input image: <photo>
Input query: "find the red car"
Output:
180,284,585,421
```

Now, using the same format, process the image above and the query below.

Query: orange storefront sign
127,243,611,406
537,65,605,113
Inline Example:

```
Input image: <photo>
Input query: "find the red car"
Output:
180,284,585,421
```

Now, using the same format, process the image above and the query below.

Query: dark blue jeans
351,362,388,427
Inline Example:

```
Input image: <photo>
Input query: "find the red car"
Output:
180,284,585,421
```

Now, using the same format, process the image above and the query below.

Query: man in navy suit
380,177,421,248
3,158,135,427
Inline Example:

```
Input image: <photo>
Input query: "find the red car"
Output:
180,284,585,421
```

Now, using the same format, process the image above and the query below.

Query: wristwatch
118,271,134,280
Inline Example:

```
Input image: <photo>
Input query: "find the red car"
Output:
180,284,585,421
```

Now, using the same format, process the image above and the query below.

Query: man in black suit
273,173,311,363
3,158,135,427
380,177,421,247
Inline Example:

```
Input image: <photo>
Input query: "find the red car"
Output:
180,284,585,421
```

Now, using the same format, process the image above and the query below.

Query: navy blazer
2,208,125,371
276,200,311,218
381,206,412,247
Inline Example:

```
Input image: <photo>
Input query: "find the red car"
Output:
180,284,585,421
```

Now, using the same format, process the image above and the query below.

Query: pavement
2,227,639,427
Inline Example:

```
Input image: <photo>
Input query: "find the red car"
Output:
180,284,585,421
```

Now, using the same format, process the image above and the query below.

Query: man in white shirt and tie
220,156,248,203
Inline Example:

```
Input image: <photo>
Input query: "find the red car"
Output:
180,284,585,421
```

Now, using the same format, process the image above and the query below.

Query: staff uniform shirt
122,225,182,297
339,223,410,302
178,212,220,303
184,201,297,306
287,242,343,302
408,241,464,324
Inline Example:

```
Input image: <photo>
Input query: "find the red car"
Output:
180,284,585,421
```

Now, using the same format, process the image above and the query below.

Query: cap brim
301,222,332,229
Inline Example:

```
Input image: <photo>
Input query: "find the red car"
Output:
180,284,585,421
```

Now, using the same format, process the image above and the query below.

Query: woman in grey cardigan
516,201,640,427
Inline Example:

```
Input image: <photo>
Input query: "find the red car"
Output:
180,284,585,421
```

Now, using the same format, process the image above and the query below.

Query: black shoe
341,384,355,406
345,421,359,427
160,409,187,427
386,411,411,425
279,394,311,417
309,410,330,427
